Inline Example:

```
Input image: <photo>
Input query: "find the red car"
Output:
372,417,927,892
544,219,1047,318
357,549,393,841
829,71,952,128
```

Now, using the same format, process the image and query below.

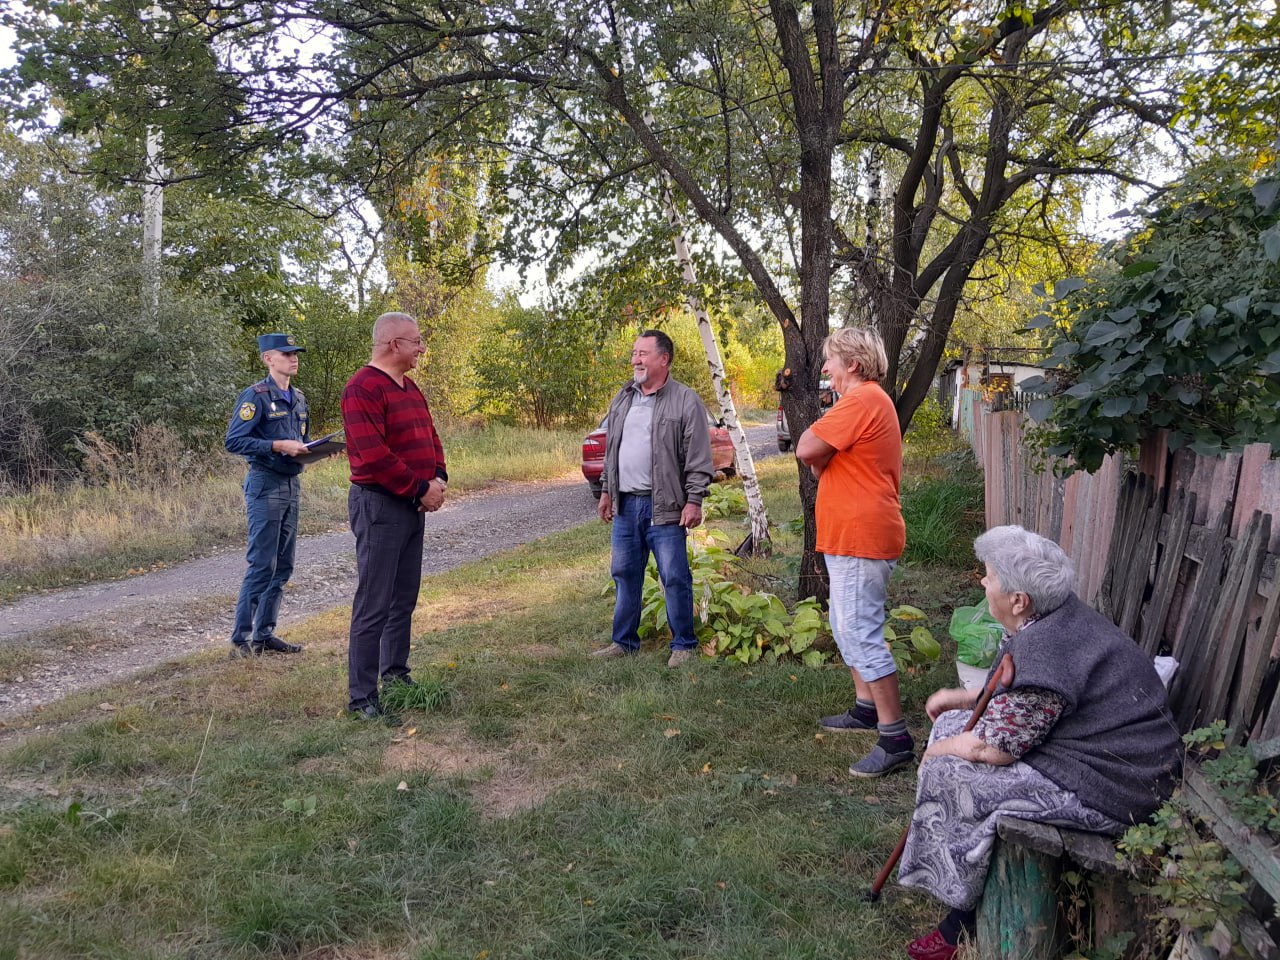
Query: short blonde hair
823,327,888,383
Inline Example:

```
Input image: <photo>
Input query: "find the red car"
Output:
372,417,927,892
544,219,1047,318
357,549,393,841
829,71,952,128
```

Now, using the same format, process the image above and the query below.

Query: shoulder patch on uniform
252,384,271,394
238,402,257,421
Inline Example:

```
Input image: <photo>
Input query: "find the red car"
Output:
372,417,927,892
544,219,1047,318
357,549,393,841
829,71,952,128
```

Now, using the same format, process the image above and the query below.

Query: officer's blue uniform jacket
225,377,310,472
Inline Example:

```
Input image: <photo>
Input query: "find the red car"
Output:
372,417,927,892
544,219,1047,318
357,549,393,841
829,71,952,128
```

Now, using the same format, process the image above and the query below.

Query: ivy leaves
1028,161,1280,473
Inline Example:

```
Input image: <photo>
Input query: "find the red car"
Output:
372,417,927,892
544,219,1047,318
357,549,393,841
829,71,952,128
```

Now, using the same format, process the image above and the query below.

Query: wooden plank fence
963,387,1280,738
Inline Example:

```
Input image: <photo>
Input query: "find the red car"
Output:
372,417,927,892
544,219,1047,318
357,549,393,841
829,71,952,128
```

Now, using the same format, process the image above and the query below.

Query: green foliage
637,534,831,667
900,471,985,568
1117,722,1276,952
701,482,747,521
0,134,239,487
883,605,941,674
471,299,622,428
281,795,318,818
1028,161,1280,472
634,535,939,672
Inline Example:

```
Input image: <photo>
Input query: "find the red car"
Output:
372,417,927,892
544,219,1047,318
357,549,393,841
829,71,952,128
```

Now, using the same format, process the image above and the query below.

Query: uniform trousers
347,485,424,709
231,470,300,645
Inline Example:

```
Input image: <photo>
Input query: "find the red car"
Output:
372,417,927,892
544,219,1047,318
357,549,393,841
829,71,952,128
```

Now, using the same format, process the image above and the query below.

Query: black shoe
229,642,263,659
347,702,401,725
259,635,302,654
819,708,878,732
382,675,417,689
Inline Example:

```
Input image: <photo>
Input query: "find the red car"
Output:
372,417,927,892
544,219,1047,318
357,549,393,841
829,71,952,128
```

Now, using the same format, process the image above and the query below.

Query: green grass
0,451,981,959
0,424,583,601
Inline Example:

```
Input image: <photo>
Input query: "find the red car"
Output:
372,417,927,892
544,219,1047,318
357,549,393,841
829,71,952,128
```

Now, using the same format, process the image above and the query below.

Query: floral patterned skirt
897,709,1124,910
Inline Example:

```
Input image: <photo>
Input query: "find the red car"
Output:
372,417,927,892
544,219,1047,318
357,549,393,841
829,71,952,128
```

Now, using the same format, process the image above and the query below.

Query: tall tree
5,0,1250,596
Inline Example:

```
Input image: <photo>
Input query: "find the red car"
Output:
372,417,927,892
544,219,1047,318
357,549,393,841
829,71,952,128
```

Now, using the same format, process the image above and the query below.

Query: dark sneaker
229,642,263,659
259,635,302,654
819,708,878,732
848,743,916,778
347,702,400,725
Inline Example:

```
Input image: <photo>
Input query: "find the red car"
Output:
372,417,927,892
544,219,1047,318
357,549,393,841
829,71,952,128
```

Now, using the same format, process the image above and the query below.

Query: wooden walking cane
865,653,1016,903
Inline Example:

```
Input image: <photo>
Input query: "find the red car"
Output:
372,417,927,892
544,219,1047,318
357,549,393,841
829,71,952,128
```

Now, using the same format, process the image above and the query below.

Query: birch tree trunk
659,180,771,554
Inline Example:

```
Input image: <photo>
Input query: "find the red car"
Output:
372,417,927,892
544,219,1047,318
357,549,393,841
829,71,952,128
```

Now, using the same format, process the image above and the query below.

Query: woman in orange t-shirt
796,328,911,778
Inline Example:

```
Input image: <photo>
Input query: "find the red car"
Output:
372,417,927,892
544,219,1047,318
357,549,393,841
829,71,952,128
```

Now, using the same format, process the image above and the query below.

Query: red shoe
907,928,957,960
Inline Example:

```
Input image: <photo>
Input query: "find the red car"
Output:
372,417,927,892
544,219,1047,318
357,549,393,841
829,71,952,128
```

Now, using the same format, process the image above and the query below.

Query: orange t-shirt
809,381,905,560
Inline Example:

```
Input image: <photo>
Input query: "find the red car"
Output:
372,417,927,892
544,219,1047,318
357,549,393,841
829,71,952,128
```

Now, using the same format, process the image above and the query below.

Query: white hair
974,525,1075,615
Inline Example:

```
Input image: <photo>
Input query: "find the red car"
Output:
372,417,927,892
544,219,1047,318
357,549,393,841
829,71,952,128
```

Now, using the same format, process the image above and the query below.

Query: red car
581,409,736,497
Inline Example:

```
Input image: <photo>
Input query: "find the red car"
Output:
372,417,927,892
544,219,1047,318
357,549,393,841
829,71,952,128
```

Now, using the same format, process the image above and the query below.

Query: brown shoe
591,644,631,659
667,649,693,668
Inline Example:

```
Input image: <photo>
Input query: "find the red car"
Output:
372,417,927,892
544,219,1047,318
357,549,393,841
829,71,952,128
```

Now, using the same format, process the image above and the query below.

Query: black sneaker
259,635,302,654
347,702,400,725
229,642,263,659
819,708,878,732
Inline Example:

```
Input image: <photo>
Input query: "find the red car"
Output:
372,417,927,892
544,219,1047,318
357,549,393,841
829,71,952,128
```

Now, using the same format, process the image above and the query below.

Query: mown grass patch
0,449,979,959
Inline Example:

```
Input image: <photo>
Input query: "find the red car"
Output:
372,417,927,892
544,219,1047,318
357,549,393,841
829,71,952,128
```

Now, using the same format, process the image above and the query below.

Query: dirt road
0,425,780,722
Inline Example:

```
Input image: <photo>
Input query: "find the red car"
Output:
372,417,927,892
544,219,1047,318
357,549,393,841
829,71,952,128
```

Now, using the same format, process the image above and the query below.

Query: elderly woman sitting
897,525,1180,960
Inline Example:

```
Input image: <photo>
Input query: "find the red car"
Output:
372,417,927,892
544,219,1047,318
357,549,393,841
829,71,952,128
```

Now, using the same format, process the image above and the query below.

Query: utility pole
141,4,165,316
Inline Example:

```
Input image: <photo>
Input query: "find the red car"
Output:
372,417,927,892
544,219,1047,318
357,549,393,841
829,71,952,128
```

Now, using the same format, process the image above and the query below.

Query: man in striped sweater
340,312,448,720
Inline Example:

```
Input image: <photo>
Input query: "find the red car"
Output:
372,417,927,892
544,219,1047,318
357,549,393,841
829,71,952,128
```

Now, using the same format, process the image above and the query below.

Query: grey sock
878,718,908,738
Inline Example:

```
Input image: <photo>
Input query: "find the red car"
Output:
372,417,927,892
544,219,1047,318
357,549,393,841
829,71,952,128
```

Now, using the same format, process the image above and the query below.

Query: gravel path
0,425,780,723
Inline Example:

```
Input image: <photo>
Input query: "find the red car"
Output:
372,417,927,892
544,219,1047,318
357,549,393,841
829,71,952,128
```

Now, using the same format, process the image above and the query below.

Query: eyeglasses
378,337,426,348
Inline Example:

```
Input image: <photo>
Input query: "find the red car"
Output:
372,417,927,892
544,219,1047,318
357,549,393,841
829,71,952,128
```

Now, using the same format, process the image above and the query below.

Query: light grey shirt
617,390,655,492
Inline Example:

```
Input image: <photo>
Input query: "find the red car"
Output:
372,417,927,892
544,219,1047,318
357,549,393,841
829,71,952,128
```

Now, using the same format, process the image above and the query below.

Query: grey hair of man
372,311,417,347
638,328,675,361
974,524,1076,616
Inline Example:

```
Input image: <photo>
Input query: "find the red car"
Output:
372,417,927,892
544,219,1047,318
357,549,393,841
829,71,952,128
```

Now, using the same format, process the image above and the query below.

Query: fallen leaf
97,703,116,712
716,881,726,890
583,899,595,906
483,879,496,886
701,762,712,773
500,683,509,690
789,675,798,682
346,838,358,852
563,862,575,872
864,795,880,805
406,728,417,737
397,781,409,791
814,733,825,742
664,728,681,738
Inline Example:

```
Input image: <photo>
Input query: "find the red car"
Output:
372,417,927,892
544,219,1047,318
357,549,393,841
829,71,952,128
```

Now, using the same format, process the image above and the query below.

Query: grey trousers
347,485,425,709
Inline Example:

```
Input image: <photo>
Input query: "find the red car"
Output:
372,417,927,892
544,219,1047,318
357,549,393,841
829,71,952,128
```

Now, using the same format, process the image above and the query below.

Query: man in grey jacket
594,330,714,667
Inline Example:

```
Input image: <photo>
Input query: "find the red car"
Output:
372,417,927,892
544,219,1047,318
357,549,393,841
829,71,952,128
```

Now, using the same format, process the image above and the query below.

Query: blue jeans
610,493,696,651
824,553,897,680
231,470,300,645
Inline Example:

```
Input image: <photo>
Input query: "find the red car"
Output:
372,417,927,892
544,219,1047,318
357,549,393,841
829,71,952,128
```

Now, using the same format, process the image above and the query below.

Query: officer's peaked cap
258,333,305,353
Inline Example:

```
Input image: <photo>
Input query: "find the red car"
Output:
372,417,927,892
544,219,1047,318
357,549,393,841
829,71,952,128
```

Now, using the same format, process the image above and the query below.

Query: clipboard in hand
295,432,346,465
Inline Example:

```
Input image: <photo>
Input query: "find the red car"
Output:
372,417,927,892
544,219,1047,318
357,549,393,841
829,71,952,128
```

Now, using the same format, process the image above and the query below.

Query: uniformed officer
224,333,311,658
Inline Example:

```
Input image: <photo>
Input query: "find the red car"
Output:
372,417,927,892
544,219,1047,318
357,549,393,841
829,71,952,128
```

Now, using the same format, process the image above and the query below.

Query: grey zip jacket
601,378,714,525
